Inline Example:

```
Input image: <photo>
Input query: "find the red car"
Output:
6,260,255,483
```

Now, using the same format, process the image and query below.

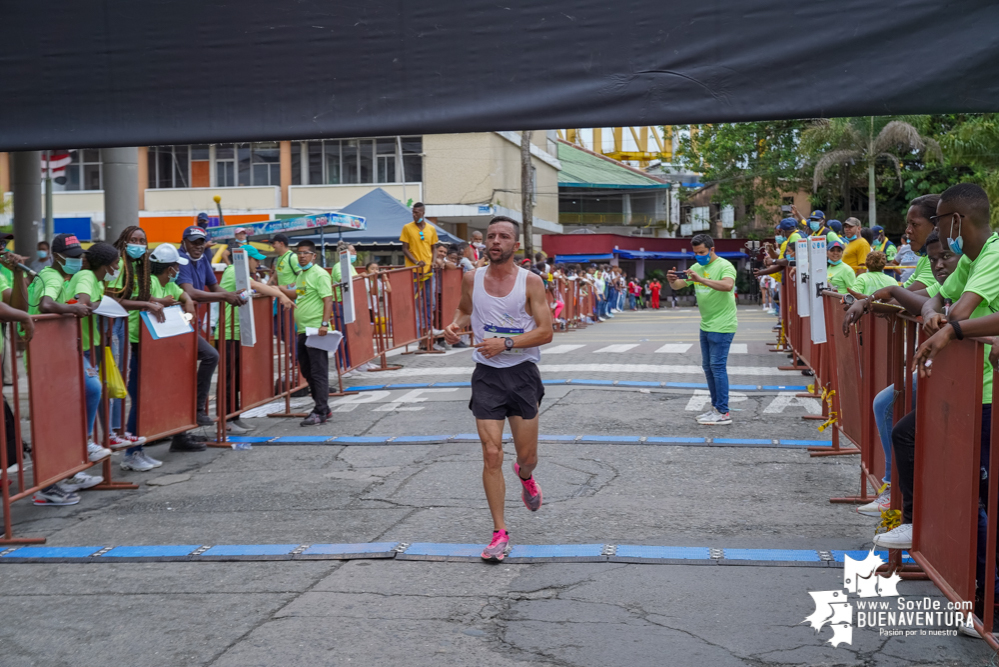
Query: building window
216,145,236,187
147,146,190,189
64,149,103,191
293,136,422,185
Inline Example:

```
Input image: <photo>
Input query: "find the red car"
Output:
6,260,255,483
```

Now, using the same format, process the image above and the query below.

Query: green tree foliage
672,121,812,220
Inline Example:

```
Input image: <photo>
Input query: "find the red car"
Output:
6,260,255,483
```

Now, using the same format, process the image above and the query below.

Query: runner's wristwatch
504,337,514,350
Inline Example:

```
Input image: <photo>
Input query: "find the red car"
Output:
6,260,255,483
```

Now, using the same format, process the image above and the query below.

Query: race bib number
484,324,525,354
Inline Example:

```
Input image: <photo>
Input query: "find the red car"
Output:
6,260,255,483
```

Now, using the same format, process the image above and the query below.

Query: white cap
149,243,189,265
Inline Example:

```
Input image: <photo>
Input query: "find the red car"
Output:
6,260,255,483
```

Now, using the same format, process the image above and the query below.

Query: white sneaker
232,418,255,432
699,411,732,426
139,451,163,468
87,442,111,462
120,452,155,472
227,421,248,435
872,522,913,549
857,485,891,517
695,409,718,422
59,472,103,492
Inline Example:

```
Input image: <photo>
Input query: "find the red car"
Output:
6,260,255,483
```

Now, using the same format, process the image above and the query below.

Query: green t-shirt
853,271,898,295
131,277,185,343
107,259,146,344
294,264,333,329
65,270,105,351
330,261,358,302
218,265,241,341
903,255,936,290
937,234,999,404
924,282,941,299
685,256,738,333
274,251,301,287
873,240,897,262
28,267,69,316
827,262,856,294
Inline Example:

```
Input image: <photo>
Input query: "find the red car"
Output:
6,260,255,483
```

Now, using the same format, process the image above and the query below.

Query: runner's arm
516,272,554,349
442,270,474,344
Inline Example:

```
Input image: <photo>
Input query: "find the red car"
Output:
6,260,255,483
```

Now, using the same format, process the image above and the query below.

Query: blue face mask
809,220,821,232
126,243,146,259
946,215,964,256
168,272,179,284
61,256,82,274
829,259,842,266
301,262,314,271
775,235,786,245
845,235,857,243
695,254,711,266
37,250,48,259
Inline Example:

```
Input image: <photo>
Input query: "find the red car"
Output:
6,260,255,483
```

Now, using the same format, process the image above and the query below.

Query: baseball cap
182,226,208,241
240,245,266,261
777,217,797,231
828,239,845,250
871,225,884,234
828,220,843,233
809,210,825,220
51,233,84,258
234,227,248,235
149,243,189,265
196,212,209,222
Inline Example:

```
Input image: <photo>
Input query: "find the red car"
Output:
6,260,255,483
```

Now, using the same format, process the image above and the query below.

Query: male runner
443,216,554,562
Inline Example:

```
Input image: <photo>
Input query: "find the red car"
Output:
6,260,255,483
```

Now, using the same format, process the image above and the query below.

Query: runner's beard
490,247,514,264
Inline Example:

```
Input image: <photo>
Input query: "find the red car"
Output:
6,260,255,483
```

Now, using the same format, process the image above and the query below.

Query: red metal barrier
437,267,462,330
909,338,984,632
342,274,375,369
135,308,199,442
385,268,419,349
819,293,864,468
1,317,92,545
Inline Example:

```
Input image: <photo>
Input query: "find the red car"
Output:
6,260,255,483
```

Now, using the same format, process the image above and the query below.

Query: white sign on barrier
795,239,810,318
339,251,355,325
232,249,256,347
808,237,828,344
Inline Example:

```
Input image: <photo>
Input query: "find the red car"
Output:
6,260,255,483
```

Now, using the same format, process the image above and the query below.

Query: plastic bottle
231,442,252,451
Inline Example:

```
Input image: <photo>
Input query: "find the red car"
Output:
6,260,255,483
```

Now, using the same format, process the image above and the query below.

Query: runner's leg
477,418,507,531
509,414,539,480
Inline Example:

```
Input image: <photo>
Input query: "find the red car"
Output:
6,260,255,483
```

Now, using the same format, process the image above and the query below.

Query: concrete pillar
136,147,148,211
101,147,139,243
11,152,42,254
622,193,632,225
636,258,646,280
0,153,10,194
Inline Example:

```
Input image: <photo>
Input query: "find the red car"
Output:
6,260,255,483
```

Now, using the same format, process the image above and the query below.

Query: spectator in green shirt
270,233,301,287
826,239,856,294
853,252,898,295
276,240,333,427
667,234,737,426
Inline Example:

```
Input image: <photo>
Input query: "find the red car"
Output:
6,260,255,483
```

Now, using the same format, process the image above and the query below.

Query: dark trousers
3,398,18,467
222,340,242,418
297,333,329,416
893,404,996,593
196,334,219,415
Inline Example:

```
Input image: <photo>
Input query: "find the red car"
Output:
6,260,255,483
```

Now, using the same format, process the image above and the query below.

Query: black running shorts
469,362,545,420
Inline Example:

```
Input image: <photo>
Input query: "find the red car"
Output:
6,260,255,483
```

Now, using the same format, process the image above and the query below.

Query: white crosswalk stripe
730,344,748,354
654,343,693,354
593,344,639,354
543,344,585,355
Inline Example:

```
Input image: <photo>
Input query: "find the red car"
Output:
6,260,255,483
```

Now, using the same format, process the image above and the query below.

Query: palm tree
804,117,942,227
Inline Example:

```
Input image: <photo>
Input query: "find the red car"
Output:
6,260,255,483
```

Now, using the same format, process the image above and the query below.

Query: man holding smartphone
668,234,738,426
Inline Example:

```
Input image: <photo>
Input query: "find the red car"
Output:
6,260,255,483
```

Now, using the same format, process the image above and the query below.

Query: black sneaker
196,412,214,426
170,434,207,452
291,387,310,398
300,412,327,427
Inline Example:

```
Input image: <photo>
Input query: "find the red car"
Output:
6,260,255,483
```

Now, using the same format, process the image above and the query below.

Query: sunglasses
928,212,965,225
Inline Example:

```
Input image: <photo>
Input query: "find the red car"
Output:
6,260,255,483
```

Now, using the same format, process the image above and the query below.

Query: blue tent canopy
287,187,463,246
554,253,615,264
615,249,748,260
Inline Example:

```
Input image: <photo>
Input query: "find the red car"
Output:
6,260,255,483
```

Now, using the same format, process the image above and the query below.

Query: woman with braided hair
104,227,164,465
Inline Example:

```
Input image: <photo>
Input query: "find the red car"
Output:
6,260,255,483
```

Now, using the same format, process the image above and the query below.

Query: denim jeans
82,351,102,437
414,276,435,335
872,373,917,485
110,317,126,430
126,342,141,453
699,330,735,414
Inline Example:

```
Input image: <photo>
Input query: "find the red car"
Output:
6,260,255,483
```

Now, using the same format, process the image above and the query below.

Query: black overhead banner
2,1,999,151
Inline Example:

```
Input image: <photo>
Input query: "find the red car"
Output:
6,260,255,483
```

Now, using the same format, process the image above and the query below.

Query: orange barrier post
1,317,95,544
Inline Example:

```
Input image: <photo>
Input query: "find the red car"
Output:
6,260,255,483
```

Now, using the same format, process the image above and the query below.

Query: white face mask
104,265,121,282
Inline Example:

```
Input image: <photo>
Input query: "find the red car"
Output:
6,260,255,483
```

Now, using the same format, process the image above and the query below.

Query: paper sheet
304,327,343,353
93,297,129,319
140,305,194,340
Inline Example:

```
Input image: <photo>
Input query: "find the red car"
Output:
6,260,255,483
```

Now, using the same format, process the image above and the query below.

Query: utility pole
520,130,534,259
44,150,53,243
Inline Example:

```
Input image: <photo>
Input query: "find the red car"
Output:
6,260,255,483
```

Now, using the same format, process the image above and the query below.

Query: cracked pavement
0,307,994,666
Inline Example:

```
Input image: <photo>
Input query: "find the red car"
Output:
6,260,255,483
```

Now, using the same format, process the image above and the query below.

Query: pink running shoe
481,530,510,562
514,462,543,512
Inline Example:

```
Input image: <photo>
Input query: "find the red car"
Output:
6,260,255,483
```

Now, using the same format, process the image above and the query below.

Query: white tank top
471,267,541,368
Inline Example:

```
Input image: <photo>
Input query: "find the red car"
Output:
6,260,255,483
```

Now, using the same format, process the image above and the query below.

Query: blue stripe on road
339,380,811,393
644,437,706,444
567,379,616,386
713,438,774,445
579,435,642,443
0,543,903,567
272,436,332,443
225,437,276,443
225,435,832,448
391,436,452,444
781,439,831,447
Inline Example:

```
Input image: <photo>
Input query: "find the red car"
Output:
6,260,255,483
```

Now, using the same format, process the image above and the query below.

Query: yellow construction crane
558,127,672,166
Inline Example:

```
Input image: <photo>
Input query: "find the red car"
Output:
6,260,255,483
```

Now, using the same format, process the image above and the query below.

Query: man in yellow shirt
400,202,440,337
841,217,871,274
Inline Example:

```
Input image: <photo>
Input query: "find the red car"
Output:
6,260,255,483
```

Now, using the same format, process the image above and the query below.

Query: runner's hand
443,323,461,345
913,324,956,378
473,337,506,359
